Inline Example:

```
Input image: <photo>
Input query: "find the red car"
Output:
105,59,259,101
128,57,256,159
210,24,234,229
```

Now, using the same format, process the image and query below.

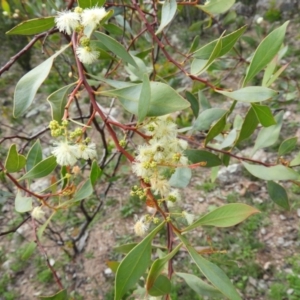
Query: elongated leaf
169,167,191,188
242,162,300,181
39,289,67,300
78,0,105,8
26,140,43,172
156,0,177,35
47,83,76,122
193,25,247,59
191,33,223,75
176,233,242,300
205,113,227,145
138,74,151,123
13,44,69,118
90,161,102,186
15,189,33,213
185,91,199,118
199,91,211,111
147,243,182,290
264,63,289,87
114,243,138,254
6,17,55,35
5,144,26,173
184,203,259,232
197,0,235,15
21,241,37,260
243,21,289,85
1,0,10,13
185,150,221,167
115,222,165,300
216,86,278,102
278,137,297,156
94,32,137,67
148,275,171,296
236,107,258,144
220,128,237,149
193,108,227,131
252,111,283,155
267,181,289,210
100,82,190,117
19,156,57,181
38,212,56,239
176,272,223,298
72,179,93,201
251,104,276,127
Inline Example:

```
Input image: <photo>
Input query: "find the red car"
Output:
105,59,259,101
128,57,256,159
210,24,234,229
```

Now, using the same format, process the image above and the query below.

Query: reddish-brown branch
131,0,219,90
32,218,64,290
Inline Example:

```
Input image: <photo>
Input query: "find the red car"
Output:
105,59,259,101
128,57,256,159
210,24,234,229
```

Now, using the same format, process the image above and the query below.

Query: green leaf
267,181,290,210
205,113,227,145
193,108,227,131
146,243,182,290
39,290,67,300
176,233,242,300
114,243,138,254
138,74,151,123
220,128,237,149
242,162,300,181
15,189,33,213
243,21,289,85
176,272,223,298
13,44,69,118
38,212,55,239
100,82,190,117
193,25,247,59
72,179,93,202
87,73,136,89
114,222,165,300
156,0,177,35
47,83,76,122
252,111,283,155
197,0,235,15
191,33,223,75
93,32,137,68
5,144,26,173
19,156,57,181
216,86,278,103
169,167,192,188
26,140,43,172
77,0,105,8
199,91,211,111
148,275,171,296
1,0,11,14
236,107,258,144
90,161,102,186
6,17,55,35
290,152,300,167
188,35,200,54
251,104,276,127
185,150,222,167
183,203,259,232
185,91,199,118
21,241,37,260
278,137,297,156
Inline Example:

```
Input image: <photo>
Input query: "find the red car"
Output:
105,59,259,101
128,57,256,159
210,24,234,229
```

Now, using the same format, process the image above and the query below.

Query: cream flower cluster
55,6,108,64
52,141,97,166
132,115,188,198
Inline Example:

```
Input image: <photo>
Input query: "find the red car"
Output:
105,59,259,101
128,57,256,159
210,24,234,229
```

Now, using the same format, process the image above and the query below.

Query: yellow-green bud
74,7,83,13
61,120,68,127
80,37,90,47
119,139,126,147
